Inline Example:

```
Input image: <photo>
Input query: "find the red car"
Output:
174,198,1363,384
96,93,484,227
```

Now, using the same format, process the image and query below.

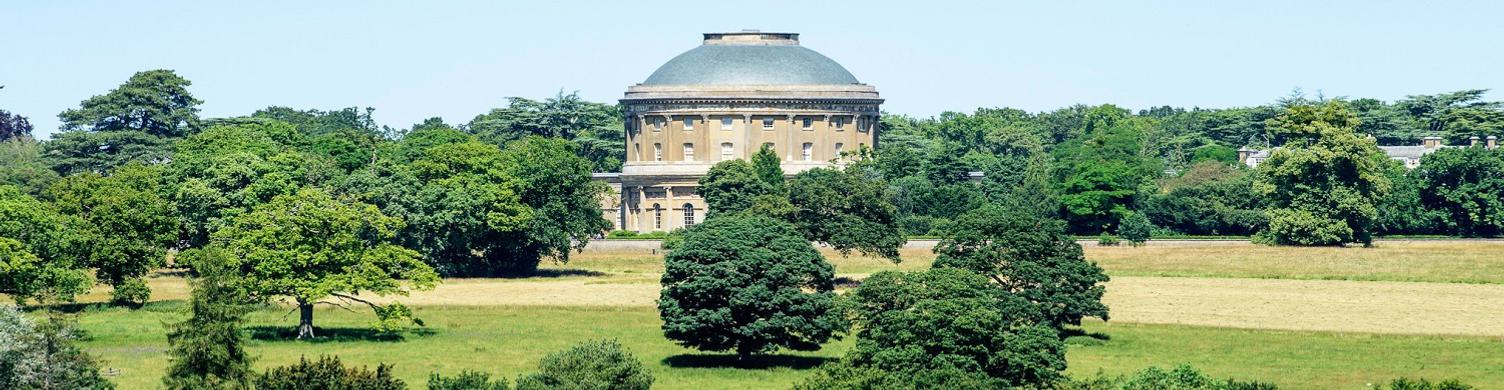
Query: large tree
0,186,92,305
787,166,905,261
466,92,625,172
805,268,1067,388
496,136,613,271
0,110,33,141
697,159,775,216
1254,100,1391,246
933,205,1110,328
210,188,438,339
50,69,202,174
45,163,177,305
658,214,847,358
1414,147,1504,236
1394,90,1504,144
0,139,59,196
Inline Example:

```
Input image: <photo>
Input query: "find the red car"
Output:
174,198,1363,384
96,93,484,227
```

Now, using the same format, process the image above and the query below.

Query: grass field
32,241,1504,389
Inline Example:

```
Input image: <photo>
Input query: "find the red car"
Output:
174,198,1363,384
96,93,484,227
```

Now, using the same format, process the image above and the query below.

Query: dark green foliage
427,370,509,390
513,340,652,390
1052,111,1162,233
1413,147,1504,236
1141,162,1265,236
1254,101,1390,246
45,163,177,305
51,69,201,174
1060,364,1277,390
751,144,786,192
1190,144,1237,164
1393,90,1504,144
1380,377,1475,390
0,308,116,390
44,130,171,176
0,140,58,196
933,205,1110,327
0,186,92,304
254,356,405,390
1118,212,1153,246
787,167,905,261
658,215,847,357
162,248,254,390
697,159,774,216
252,106,383,138
496,136,613,272
465,92,625,172
0,110,33,141
811,268,1065,388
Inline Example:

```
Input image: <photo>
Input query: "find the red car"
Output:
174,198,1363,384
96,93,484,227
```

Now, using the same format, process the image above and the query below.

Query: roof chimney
1488,135,1498,149
1471,136,1482,147
1422,136,1443,149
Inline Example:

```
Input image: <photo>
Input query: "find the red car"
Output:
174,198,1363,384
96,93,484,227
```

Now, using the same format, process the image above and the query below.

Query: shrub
254,355,404,390
1255,209,1352,246
428,370,509,390
1382,377,1474,390
658,228,686,250
658,215,847,357
0,307,115,390
1097,235,1120,247
1059,365,1277,390
1118,212,1153,246
514,340,651,390
605,230,638,238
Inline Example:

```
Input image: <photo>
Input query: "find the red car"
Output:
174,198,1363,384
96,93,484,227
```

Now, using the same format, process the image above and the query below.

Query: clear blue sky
4,1,1502,139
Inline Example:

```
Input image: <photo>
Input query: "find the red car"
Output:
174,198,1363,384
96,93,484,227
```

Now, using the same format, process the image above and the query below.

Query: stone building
595,31,881,232
1238,135,1500,169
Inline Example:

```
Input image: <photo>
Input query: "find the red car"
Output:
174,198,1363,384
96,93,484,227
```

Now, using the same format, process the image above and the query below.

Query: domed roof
642,32,860,86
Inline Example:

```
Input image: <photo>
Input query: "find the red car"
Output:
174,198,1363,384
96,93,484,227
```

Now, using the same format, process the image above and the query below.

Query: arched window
653,204,663,230
683,203,695,227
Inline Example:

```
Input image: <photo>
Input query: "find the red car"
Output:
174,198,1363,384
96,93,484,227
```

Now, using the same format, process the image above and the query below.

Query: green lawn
74,303,1501,390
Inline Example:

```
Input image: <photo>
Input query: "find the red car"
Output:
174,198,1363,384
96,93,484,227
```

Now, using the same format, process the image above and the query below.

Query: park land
51,240,1504,389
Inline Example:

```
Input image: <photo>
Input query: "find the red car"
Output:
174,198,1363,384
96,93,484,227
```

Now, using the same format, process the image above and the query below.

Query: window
721,143,733,161
683,203,695,226
834,143,844,158
653,143,663,161
801,143,813,161
858,117,868,133
762,117,775,129
653,204,663,230
721,117,734,130
683,117,695,130
801,117,813,130
834,117,845,130
652,117,663,131
683,143,694,161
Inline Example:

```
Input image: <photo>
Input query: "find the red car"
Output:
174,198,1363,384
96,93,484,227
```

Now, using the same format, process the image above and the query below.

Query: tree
1394,90,1504,144
211,188,439,339
0,307,115,389
465,92,625,172
0,186,92,305
802,268,1066,388
162,248,255,390
751,144,786,193
496,136,612,273
1052,112,1161,233
787,167,905,261
1254,101,1391,246
1118,211,1153,246
514,340,653,390
698,160,774,216
50,69,202,174
658,215,847,358
46,163,177,305
1140,162,1265,236
933,205,1110,328
0,139,59,196
1413,147,1504,236
0,110,33,141
345,133,532,276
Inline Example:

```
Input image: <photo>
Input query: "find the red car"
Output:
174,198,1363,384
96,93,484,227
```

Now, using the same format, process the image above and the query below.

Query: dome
641,32,860,86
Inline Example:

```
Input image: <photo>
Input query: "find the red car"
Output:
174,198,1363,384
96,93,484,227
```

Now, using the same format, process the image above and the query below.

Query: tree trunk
296,300,316,339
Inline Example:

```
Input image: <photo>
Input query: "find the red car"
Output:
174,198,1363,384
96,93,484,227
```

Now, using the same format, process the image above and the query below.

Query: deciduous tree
1254,101,1391,246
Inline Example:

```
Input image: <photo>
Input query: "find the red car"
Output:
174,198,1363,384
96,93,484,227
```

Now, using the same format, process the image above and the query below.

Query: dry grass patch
1087,241,1504,284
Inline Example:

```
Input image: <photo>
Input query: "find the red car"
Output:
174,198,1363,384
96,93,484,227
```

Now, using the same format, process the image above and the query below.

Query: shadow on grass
1062,327,1111,346
496,268,610,279
661,354,835,370
833,276,862,289
25,300,185,314
247,326,435,343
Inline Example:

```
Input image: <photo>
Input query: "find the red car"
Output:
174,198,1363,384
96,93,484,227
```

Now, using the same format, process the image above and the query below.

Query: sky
4,0,1502,139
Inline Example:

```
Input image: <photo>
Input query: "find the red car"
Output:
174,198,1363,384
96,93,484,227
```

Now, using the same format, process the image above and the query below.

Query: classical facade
1238,135,1499,169
596,31,882,232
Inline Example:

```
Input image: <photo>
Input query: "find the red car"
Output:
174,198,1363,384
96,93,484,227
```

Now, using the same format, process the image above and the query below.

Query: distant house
1238,135,1499,169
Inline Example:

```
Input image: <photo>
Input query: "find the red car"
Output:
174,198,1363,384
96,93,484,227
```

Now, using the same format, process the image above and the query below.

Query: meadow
50,240,1504,389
